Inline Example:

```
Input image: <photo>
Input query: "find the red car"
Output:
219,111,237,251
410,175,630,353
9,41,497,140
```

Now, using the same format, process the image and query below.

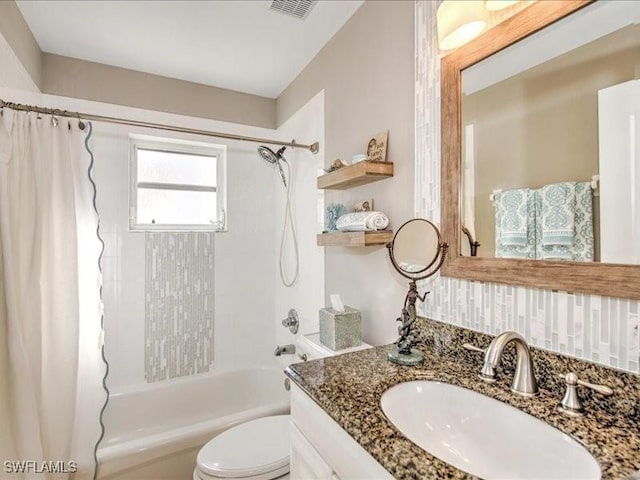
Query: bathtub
97,367,290,480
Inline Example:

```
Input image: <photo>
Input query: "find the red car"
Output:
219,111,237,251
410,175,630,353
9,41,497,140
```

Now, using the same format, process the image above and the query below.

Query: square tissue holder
319,306,362,351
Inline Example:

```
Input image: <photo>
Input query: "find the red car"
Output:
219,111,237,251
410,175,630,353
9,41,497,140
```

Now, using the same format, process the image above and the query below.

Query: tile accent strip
413,1,640,375
145,232,215,382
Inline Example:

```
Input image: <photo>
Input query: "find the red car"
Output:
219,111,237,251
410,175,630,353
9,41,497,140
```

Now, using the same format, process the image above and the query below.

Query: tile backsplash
145,232,215,382
414,1,640,375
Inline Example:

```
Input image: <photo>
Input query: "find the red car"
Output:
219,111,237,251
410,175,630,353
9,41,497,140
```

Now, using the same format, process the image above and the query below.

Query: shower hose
280,159,299,287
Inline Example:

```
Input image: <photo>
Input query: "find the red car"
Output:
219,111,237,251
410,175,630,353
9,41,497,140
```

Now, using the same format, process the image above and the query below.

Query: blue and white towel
536,182,594,262
495,189,536,259
540,182,576,246
496,189,530,246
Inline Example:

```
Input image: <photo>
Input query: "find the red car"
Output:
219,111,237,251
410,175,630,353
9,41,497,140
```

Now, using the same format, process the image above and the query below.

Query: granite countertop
285,328,640,479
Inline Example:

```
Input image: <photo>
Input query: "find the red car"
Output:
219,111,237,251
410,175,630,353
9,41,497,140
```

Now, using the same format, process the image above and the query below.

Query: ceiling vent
267,0,316,20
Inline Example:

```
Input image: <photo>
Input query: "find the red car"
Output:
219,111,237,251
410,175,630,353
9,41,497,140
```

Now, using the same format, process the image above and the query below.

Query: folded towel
540,182,576,246
496,189,530,246
495,190,536,259
336,211,389,232
573,181,595,261
537,182,594,262
399,263,425,273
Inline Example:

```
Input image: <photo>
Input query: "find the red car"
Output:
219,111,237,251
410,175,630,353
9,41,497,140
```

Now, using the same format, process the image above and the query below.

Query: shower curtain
0,109,105,479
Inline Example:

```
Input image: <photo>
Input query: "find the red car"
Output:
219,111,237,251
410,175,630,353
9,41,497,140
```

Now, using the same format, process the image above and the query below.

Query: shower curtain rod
0,99,320,154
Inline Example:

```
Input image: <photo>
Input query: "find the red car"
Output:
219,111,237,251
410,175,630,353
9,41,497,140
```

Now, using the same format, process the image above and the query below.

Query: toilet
193,415,291,480
194,334,372,480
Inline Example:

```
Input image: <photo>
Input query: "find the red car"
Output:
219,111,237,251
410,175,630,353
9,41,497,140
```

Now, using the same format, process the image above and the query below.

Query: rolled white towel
399,262,426,273
336,211,390,232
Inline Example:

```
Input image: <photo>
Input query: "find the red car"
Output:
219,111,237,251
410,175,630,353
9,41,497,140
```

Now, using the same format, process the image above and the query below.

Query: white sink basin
381,381,600,480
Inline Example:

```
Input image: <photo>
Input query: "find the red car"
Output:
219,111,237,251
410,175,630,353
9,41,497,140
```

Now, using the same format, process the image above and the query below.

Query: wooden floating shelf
317,230,394,247
317,161,394,190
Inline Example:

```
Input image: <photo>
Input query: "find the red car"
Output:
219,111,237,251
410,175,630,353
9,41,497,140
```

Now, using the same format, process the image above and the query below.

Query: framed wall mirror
441,0,640,300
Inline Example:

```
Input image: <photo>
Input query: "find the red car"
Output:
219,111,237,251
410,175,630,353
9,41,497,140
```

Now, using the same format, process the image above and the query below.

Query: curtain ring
77,112,86,131
63,110,71,131
51,109,59,127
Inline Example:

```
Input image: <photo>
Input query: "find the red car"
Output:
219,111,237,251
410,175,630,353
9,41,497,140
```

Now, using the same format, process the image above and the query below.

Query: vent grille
268,0,316,20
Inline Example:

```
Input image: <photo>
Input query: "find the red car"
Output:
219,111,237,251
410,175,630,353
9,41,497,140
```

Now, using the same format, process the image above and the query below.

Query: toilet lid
197,415,290,478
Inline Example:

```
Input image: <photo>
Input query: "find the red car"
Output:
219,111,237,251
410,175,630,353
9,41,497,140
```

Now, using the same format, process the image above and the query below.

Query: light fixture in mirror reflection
386,219,448,366
437,0,487,51
460,0,640,265
485,0,519,11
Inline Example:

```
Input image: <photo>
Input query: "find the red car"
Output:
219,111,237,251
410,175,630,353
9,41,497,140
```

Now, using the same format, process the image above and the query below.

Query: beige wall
0,1,42,89
0,1,276,129
42,54,276,129
277,1,415,345
465,45,640,260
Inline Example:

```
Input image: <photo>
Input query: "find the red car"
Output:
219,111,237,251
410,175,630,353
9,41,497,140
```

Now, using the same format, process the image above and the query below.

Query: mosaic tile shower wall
414,1,639,374
145,233,215,382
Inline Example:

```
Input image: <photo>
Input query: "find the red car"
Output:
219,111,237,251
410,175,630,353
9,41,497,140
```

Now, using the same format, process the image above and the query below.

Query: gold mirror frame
440,0,640,300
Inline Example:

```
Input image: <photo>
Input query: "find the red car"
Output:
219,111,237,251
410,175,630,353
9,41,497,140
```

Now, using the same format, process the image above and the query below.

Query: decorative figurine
325,203,348,231
395,282,428,355
324,159,347,173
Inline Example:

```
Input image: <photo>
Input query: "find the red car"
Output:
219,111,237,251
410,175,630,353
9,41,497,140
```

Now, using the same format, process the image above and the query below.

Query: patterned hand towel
536,182,594,262
572,182,595,261
496,189,530,246
540,182,576,246
495,189,536,259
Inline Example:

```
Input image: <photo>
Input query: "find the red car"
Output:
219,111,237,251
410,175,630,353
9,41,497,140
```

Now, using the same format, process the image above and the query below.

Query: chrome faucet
274,344,296,356
479,331,538,396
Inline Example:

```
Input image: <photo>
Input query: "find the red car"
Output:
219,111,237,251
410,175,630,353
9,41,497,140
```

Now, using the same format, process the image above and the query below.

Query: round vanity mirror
386,219,448,366
389,219,445,280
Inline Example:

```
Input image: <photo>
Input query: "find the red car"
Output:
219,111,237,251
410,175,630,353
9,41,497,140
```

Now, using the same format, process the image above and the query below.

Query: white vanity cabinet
290,424,334,479
289,383,392,480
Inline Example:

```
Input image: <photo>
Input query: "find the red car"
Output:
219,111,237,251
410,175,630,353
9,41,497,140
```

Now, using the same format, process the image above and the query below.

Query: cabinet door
598,79,640,264
290,423,334,480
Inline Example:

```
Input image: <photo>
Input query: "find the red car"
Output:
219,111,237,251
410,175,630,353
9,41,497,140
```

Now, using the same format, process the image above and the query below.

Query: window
129,135,226,231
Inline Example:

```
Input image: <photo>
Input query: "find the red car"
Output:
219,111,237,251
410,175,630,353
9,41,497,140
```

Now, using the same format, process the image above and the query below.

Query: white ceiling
16,0,363,98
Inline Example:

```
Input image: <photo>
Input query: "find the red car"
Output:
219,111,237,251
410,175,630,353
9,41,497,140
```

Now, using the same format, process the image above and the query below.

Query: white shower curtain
0,109,105,479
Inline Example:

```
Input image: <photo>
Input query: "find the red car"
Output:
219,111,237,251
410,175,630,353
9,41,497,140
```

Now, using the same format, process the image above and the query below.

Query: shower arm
0,99,320,154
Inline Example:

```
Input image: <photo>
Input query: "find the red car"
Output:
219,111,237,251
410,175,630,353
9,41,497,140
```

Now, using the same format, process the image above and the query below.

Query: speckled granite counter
285,318,640,479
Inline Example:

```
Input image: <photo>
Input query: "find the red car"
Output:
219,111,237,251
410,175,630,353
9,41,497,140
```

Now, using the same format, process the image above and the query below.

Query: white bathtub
97,367,290,480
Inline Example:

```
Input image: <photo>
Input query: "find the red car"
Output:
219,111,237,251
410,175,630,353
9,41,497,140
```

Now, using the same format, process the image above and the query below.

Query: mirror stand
389,281,429,365
386,219,448,366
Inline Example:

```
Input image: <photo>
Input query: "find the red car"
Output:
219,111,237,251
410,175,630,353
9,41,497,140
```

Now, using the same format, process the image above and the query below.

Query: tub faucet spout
480,331,538,396
274,344,296,356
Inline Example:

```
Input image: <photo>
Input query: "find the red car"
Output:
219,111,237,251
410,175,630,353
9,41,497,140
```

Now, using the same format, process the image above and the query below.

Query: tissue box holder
319,306,362,351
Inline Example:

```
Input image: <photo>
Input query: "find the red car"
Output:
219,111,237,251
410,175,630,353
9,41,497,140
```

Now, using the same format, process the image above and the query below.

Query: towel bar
489,189,503,202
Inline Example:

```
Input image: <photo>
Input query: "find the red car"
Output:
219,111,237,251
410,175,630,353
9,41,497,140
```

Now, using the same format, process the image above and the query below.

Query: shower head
258,145,288,187
258,145,286,164
258,145,279,164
